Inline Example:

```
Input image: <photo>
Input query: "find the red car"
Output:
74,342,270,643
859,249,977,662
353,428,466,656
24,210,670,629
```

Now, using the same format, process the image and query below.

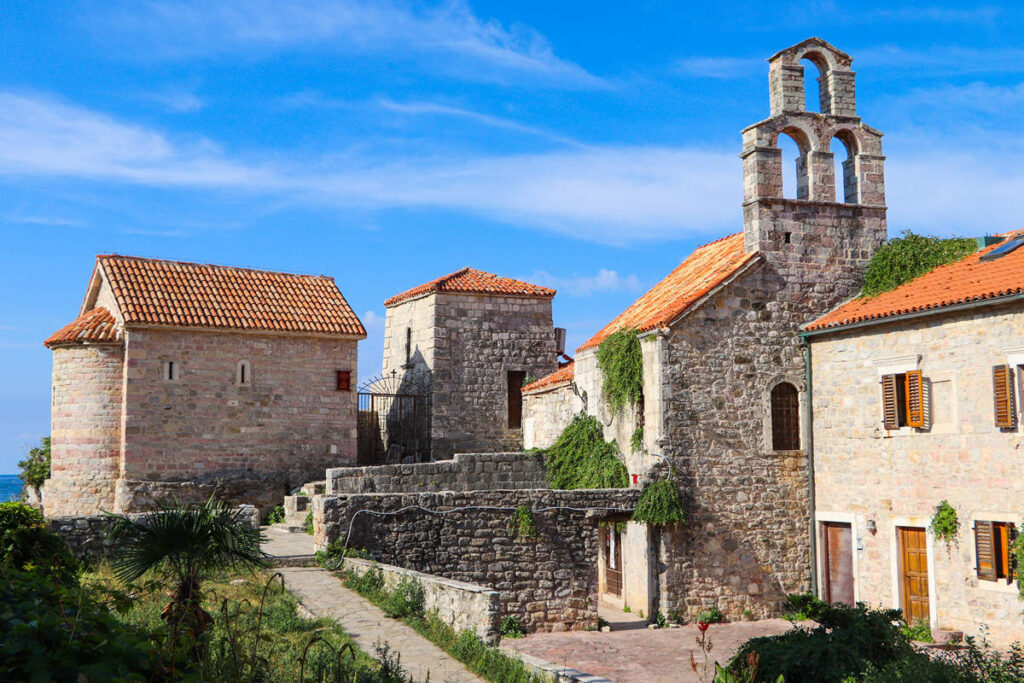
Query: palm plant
106,497,267,639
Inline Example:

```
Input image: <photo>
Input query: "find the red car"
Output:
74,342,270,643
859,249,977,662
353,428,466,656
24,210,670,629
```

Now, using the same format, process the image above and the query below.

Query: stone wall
46,344,123,517
326,452,547,494
344,557,501,644
314,488,639,632
810,303,1024,646
117,327,359,511
522,382,583,450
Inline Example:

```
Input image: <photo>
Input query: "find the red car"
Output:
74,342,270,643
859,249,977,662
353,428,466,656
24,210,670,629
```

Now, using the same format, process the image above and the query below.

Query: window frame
237,360,252,386
770,381,801,451
162,360,179,382
974,519,1016,585
336,370,352,392
507,370,526,429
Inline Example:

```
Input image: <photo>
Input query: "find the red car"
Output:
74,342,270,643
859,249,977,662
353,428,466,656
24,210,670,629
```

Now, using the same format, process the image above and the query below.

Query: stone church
43,255,365,517
523,37,887,620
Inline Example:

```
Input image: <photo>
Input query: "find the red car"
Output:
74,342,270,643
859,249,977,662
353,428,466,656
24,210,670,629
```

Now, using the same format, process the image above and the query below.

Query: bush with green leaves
862,231,977,297
539,412,628,490
304,510,314,535
929,500,959,544
17,436,50,492
0,501,77,583
596,328,643,413
508,505,539,540
782,592,829,622
381,576,425,619
500,615,526,639
632,478,686,527
264,504,286,525
698,606,724,624
413,613,545,683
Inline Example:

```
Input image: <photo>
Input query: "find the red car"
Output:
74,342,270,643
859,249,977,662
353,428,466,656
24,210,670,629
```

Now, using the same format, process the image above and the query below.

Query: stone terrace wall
326,452,547,494
314,488,639,632
344,557,501,644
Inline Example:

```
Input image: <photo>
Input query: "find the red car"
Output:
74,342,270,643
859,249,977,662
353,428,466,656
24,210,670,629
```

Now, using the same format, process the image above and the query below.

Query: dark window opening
336,370,351,392
771,382,800,450
784,232,792,244
507,371,526,429
975,520,1016,582
404,327,412,367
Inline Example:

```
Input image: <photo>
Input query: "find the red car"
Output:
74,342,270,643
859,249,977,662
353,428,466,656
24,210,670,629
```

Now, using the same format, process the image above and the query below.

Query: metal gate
357,372,430,465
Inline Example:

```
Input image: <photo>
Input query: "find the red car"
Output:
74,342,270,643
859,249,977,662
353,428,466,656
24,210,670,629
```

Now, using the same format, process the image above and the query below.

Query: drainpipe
801,336,818,597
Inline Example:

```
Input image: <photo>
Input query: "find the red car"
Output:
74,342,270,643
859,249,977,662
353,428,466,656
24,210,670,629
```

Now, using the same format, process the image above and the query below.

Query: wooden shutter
336,370,351,392
905,370,925,428
881,374,899,430
975,521,997,581
993,365,1015,428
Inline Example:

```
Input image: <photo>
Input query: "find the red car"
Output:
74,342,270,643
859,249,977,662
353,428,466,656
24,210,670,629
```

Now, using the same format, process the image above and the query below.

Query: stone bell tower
740,37,887,291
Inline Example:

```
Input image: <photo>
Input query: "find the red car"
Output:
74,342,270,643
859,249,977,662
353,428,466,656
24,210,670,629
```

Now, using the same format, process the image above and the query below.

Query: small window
162,360,178,381
881,371,924,429
237,361,251,386
404,327,412,367
507,371,526,429
975,521,1016,582
770,382,800,450
336,370,351,392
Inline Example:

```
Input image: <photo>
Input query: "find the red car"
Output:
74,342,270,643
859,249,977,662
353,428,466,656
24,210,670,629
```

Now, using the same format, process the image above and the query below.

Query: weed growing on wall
862,231,977,297
928,500,959,544
1013,534,1024,601
538,413,628,489
630,426,644,453
631,478,686,527
596,328,643,413
507,505,538,540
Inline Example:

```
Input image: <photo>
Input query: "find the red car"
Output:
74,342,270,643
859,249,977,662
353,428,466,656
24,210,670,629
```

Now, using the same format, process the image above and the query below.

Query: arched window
801,53,830,113
237,360,251,386
404,327,412,366
771,382,800,450
778,130,810,200
832,130,859,204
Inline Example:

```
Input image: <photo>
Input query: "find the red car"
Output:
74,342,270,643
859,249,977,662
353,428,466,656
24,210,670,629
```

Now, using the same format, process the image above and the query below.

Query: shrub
632,478,686,527
596,328,644,413
304,510,314,535
698,606,724,624
508,505,538,540
783,592,829,622
17,436,50,491
264,504,286,525
0,501,77,583
900,619,933,643
346,566,386,598
381,576,425,619
540,413,628,490
500,616,526,639
862,231,977,297
929,500,959,544
730,603,909,682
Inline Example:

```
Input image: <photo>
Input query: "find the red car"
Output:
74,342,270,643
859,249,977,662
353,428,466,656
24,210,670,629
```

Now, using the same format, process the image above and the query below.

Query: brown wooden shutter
993,364,1015,428
905,370,925,428
881,374,899,430
336,370,351,392
975,520,997,581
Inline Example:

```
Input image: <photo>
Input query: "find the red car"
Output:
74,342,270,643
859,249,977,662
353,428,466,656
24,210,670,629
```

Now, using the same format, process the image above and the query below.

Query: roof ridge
97,254,335,281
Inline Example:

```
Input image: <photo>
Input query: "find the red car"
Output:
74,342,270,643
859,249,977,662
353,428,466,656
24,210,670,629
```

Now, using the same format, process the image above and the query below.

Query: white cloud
674,56,762,80
520,269,643,297
144,88,205,113
361,310,386,329
377,98,580,145
857,45,1024,76
95,0,603,88
3,212,85,227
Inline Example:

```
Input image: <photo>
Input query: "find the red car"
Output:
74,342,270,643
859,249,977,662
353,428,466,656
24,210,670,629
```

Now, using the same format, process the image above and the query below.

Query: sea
0,474,23,502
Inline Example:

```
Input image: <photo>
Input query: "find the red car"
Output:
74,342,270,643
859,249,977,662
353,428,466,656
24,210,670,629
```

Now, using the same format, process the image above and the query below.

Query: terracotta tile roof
44,307,122,348
96,255,366,336
522,363,574,394
577,233,758,351
806,234,1024,332
384,267,556,307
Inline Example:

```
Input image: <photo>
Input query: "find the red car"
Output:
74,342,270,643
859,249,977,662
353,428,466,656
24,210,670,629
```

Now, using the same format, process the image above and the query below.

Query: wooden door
821,522,854,605
899,527,930,624
603,526,622,597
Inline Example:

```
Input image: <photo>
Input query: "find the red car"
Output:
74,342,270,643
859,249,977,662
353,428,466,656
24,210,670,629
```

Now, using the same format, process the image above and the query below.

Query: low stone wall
325,452,547,495
314,488,639,632
344,557,501,644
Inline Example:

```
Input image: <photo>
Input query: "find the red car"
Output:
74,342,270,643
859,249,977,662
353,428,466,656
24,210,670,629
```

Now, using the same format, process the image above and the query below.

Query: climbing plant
928,500,959,544
508,505,539,540
632,478,686,527
596,328,643,413
862,231,977,297
1012,533,1024,600
539,413,628,490
630,426,644,453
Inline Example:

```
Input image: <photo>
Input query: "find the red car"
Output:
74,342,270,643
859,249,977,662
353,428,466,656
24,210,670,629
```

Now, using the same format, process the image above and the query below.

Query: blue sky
3,1,1024,472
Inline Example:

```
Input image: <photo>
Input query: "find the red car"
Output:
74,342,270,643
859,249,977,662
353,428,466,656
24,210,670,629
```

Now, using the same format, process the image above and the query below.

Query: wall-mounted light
865,518,877,534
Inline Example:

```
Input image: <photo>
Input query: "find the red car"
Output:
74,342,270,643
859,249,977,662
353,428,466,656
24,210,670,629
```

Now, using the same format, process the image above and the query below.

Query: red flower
698,621,710,633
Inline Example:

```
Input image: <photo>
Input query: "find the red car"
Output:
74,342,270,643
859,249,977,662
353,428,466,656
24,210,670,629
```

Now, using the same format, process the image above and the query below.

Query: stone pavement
277,567,485,683
501,619,799,683
261,524,317,567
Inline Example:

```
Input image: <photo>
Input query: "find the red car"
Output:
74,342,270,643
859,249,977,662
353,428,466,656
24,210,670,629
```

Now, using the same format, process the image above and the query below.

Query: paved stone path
277,567,485,683
261,525,317,566
501,619,799,683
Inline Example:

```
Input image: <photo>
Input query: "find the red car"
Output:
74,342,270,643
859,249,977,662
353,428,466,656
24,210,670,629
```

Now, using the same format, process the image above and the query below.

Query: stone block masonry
344,557,501,644
314,488,639,632
326,452,547,494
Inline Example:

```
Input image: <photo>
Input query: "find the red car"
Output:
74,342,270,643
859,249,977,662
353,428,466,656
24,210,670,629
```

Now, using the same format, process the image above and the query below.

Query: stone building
43,255,365,517
523,37,887,620
380,267,559,460
804,233,1024,645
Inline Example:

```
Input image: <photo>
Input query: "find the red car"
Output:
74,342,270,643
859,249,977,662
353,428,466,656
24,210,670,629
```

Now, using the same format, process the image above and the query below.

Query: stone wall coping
326,451,539,478
343,557,499,596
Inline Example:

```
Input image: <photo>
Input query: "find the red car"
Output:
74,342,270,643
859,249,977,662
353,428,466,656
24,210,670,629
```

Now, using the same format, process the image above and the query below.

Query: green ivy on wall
928,500,959,544
507,505,539,540
630,426,644,453
632,478,686,527
862,231,977,297
1012,533,1024,600
596,328,643,413
538,413,628,490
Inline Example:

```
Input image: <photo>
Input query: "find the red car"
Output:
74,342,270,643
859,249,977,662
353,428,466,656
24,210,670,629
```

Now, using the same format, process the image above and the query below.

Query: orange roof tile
522,363,574,394
577,233,758,352
384,267,555,307
44,307,122,348
95,255,366,337
806,234,1024,332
